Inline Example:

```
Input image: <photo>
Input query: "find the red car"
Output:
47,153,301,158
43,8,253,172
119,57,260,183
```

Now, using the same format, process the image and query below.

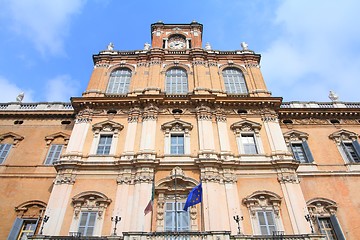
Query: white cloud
0,76,34,102
261,0,360,102
45,75,80,102
2,0,85,56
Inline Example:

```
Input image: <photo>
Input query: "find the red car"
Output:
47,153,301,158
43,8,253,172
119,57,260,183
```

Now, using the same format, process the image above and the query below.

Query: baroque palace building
1,22,359,240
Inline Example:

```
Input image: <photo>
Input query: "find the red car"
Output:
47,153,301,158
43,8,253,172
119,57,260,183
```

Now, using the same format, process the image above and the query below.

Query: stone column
196,105,216,157
122,107,140,160
277,165,312,234
129,168,154,231
42,173,76,235
262,115,288,154
139,104,158,158
201,167,230,231
215,110,232,160
223,170,244,235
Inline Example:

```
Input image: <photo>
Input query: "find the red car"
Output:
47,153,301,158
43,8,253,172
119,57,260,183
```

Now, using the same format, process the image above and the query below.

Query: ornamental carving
192,60,207,66
261,116,278,122
243,191,281,217
215,108,227,122
128,107,141,122
292,118,329,125
94,63,109,68
54,174,76,185
307,198,338,217
15,200,47,218
92,120,124,133
72,191,111,220
196,104,212,120
283,130,309,142
277,173,299,184
149,60,162,66
142,103,159,121
230,120,261,134
76,107,94,123
45,132,70,147
161,120,193,134
208,62,218,67
0,132,24,147
329,129,358,143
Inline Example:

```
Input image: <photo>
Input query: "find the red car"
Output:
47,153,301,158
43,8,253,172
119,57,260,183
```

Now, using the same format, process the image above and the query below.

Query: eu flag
183,183,202,211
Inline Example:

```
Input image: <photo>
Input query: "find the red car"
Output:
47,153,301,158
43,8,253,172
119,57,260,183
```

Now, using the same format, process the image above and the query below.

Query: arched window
106,68,132,94
165,68,188,94
222,68,248,94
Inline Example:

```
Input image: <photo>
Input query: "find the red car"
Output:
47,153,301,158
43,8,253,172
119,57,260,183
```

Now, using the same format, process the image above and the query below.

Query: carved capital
54,174,76,185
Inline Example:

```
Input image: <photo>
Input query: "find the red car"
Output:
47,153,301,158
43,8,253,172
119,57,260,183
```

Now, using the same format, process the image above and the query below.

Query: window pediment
307,198,337,216
156,167,198,192
72,191,111,220
230,120,261,133
15,200,47,218
45,132,70,146
243,190,281,216
92,120,124,133
161,120,193,133
283,130,309,142
329,129,358,142
0,132,24,146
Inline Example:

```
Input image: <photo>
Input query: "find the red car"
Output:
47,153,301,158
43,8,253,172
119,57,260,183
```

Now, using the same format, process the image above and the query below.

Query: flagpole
150,172,155,231
174,167,178,233
200,178,204,232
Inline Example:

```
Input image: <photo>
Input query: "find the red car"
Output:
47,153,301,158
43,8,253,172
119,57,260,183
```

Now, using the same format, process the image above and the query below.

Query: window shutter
330,215,345,240
341,141,352,162
315,217,324,234
302,141,314,163
7,218,23,240
352,140,360,160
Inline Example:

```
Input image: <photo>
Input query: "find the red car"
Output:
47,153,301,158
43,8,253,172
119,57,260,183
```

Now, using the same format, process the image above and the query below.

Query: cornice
71,96,282,113
92,48,261,65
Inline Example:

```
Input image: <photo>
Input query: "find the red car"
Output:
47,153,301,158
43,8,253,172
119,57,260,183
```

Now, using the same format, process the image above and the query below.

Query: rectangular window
257,211,276,235
0,143,12,164
341,141,360,163
165,201,190,232
78,212,97,236
318,217,337,240
290,141,314,163
170,134,184,155
96,135,112,155
44,144,64,165
241,134,258,154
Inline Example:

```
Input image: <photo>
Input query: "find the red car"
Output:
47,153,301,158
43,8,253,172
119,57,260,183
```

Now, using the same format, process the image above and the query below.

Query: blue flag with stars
183,183,202,211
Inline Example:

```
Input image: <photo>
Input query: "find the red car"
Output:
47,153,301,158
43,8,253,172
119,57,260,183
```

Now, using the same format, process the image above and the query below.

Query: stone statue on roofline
144,42,150,50
329,90,339,102
16,92,24,103
241,42,249,51
205,42,212,50
107,42,114,51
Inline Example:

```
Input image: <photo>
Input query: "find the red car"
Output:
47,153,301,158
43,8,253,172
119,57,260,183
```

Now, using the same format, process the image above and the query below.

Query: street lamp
111,216,121,236
233,215,244,235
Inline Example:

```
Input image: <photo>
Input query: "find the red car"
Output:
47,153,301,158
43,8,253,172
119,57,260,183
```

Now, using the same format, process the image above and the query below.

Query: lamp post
111,216,121,236
40,215,49,235
305,214,314,233
233,215,244,235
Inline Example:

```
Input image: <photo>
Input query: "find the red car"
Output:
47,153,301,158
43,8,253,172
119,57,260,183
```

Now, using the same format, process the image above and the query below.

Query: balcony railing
29,231,325,240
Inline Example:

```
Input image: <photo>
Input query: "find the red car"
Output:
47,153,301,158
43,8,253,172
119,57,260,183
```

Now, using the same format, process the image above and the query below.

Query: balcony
29,231,325,240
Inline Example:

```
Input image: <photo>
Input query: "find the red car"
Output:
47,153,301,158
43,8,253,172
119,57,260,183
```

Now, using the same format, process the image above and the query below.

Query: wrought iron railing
29,231,325,240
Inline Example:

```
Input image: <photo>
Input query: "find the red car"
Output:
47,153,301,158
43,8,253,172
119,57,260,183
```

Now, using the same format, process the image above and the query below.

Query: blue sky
0,0,359,103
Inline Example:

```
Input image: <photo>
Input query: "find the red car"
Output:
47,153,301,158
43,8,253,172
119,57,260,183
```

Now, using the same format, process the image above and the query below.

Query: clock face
168,37,186,50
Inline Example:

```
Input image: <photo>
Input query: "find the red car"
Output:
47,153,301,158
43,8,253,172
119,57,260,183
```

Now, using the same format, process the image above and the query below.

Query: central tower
151,21,203,49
